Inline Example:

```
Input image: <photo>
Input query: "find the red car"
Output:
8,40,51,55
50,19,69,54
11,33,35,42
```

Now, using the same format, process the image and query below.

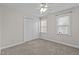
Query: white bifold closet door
24,19,33,41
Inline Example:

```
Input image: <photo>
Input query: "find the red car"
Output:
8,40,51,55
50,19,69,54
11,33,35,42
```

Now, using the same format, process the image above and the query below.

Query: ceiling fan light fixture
45,4,48,8
40,3,48,15
43,8,47,12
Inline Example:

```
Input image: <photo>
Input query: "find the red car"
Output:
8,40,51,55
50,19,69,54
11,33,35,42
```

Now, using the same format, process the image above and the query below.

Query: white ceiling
0,3,79,17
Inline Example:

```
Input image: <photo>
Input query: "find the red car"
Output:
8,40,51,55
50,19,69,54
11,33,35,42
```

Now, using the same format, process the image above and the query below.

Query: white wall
0,6,3,50
1,6,24,48
32,18,40,39
41,6,79,48
0,6,39,49
1,4,79,49
24,18,39,41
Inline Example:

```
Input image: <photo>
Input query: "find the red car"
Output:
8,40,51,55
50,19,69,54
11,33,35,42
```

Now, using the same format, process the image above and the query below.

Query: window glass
56,13,71,35
57,16,70,25
41,20,47,33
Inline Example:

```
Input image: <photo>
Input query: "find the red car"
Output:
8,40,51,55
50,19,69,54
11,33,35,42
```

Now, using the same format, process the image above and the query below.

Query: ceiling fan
35,3,48,17
28,3,49,19
40,3,48,14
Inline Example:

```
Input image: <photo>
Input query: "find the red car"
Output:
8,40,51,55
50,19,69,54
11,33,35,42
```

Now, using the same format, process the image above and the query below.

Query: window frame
40,19,47,33
56,12,72,36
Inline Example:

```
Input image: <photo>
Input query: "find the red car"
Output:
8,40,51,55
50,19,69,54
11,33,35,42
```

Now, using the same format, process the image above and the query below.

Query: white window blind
56,13,71,35
40,20,47,33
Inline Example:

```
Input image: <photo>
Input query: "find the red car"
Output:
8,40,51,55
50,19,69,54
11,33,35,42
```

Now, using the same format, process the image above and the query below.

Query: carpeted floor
1,39,79,55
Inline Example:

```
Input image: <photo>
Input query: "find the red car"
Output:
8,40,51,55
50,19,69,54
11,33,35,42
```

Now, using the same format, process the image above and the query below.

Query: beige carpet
1,39,79,55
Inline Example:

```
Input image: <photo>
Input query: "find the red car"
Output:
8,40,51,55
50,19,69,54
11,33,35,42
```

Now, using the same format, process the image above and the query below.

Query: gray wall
1,6,24,48
41,6,79,48
0,6,39,49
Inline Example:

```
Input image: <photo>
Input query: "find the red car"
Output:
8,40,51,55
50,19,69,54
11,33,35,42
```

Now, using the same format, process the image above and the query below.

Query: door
24,19,33,41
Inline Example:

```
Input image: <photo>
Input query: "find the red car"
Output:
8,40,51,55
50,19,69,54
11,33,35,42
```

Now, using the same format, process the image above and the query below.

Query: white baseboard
42,38,79,49
1,38,39,50
1,37,79,50
1,41,25,50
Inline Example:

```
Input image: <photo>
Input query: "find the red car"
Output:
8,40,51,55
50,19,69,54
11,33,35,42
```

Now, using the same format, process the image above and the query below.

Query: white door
24,19,33,41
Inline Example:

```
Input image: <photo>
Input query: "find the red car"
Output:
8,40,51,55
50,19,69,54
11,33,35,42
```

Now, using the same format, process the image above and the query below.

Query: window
40,20,47,33
56,13,71,35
